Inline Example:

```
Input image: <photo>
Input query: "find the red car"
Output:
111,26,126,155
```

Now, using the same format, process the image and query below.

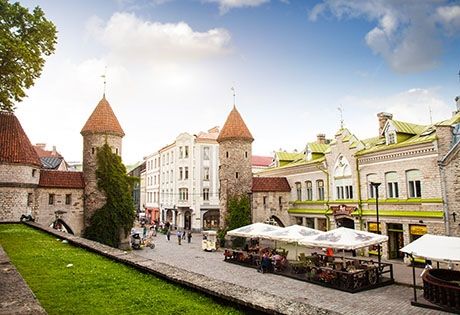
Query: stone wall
35,187,85,236
441,146,460,237
252,191,291,226
0,164,39,222
82,133,122,227
218,139,252,227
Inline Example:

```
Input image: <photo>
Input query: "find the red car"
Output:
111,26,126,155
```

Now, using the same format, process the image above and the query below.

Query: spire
81,96,125,137
0,111,41,166
217,106,253,143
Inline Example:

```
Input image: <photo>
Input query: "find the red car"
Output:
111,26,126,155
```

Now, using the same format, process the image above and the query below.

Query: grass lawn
0,224,245,315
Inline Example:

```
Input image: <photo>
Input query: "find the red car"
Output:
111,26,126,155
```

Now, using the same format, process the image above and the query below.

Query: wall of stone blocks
252,191,291,226
442,147,460,237
0,187,35,221
35,187,85,236
0,164,39,185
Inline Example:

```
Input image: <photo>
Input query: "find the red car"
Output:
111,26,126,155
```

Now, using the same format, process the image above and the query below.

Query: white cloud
309,1,460,73
204,0,269,14
86,12,231,64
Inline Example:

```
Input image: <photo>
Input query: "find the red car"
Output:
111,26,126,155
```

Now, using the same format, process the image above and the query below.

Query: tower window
48,194,55,205
226,152,229,158
32,169,36,177
116,148,119,155
245,151,248,158
65,194,72,205
27,193,33,206
236,172,239,179
91,147,95,154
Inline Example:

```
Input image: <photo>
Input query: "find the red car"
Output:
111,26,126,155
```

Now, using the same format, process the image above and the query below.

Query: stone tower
217,106,254,228
0,111,42,221
81,96,125,227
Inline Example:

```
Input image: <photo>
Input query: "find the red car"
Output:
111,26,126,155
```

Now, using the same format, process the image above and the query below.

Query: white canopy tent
226,223,283,238
264,224,324,242
298,227,388,250
400,234,460,263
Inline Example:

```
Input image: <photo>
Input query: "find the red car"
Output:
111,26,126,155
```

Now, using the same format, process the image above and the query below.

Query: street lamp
370,182,382,268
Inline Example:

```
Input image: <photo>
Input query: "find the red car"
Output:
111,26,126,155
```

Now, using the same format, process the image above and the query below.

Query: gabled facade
257,104,460,261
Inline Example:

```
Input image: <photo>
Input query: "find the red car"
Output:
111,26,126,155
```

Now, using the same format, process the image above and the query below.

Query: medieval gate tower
217,106,254,228
81,95,125,227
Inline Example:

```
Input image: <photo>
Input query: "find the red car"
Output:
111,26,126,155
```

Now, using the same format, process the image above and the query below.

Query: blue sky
15,0,460,164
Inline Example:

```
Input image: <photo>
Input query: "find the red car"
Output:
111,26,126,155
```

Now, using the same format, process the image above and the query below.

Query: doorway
184,211,191,230
336,217,355,229
387,223,404,259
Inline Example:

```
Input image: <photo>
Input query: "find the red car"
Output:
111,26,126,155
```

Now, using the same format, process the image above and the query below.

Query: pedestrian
187,231,192,243
177,230,182,245
166,229,171,241
182,230,186,240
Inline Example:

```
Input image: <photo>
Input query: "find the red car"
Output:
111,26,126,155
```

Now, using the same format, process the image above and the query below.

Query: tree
0,0,57,112
223,195,251,248
84,143,136,248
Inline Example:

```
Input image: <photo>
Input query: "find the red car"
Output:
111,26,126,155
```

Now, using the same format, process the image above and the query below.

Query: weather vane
231,86,236,106
101,66,107,97
338,105,344,129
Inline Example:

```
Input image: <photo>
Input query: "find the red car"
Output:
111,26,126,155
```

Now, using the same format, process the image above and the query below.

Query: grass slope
0,225,244,315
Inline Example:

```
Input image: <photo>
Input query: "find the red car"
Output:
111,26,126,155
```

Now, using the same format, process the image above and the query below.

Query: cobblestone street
135,233,448,315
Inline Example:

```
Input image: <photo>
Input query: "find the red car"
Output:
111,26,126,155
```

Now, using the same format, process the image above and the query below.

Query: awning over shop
298,227,388,250
263,224,324,243
400,234,460,263
227,223,283,238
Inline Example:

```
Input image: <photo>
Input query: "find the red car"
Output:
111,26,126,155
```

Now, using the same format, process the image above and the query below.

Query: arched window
334,155,353,200
316,180,325,200
295,182,302,201
305,181,313,200
366,173,378,199
385,172,399,198
406,170,422,198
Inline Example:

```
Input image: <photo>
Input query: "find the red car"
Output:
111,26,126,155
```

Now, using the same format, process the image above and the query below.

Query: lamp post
371,182,382,268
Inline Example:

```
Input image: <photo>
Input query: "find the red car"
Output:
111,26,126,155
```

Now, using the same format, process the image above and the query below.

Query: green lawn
0,224,245,315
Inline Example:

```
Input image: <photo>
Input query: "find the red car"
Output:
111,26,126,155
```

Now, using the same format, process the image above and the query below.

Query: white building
142,127,220,231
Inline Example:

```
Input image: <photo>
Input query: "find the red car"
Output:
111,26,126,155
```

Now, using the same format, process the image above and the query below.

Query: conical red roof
0,112,41,166
81,96,125,137
217,106,253,143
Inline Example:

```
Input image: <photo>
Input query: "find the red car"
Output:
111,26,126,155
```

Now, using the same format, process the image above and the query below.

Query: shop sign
368,222,381,232
331,204,356,217
410,225,427,235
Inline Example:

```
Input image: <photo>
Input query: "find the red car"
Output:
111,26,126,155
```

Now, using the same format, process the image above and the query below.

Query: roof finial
231,86,236,108
428,105,433,125
338,105,344,129
101,66,107,98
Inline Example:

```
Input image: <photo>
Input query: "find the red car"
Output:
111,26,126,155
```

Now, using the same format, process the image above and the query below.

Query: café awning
298,227,388,250
227,223,283,238
400,234,460,263
264,224,324,243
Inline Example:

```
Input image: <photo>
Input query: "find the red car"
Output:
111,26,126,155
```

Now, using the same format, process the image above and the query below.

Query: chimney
377,112,393,136
35,143,46,149
52,145,57,156
317,133,326,144
454,96,460,115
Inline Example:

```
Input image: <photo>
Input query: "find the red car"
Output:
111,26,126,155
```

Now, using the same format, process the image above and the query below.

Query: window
295,182,302,200
203,167,210,181
184,146,189,158
317,180,324,200
336,185,353,199
245,151,248,158
91,147,95,154
32,169,36,177
179,188,189,201
179,147,183,159
179,167,183,180
27,193,33,206
345,185,353,199
116,148,119,155
407,170,422,198
263,196,268,208
279,196,282,210
226,151,229,158
203,147,210,160
65,194,71,205
305,181,312,200
166,153,169,164
235,172,239,179
367,174,378,199
184,167,189,180
203,188,210,201
387,132,396,145
48,194,55,205
386,172,399,198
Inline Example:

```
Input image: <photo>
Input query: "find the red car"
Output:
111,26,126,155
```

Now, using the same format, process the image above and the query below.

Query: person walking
166,229,171,241
177,230,182,245
187,231,192,243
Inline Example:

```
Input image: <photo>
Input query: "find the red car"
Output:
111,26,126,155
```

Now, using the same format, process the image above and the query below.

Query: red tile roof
252,177,291,192
0,112,41,166
252,155,273,167
81,96,125,137
39,170,84,189
217,106,253,143
33,145,62,158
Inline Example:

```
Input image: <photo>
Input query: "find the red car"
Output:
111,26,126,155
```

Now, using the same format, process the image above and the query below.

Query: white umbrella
298,227,388,250
226,222,283,239
400,234,460,263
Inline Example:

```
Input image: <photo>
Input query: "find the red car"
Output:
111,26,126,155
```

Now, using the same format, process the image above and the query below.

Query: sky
14,0,460,165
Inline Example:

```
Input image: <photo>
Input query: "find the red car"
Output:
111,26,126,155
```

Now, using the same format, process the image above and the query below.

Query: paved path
136,233,448,315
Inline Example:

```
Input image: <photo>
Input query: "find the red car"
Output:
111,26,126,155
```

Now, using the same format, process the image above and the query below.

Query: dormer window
387,132,396,145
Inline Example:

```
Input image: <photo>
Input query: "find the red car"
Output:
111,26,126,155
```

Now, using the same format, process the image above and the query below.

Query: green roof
307,143,329,153
260,156,325,173
275,151,304,161
391,120,427,135
436,111,460,126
